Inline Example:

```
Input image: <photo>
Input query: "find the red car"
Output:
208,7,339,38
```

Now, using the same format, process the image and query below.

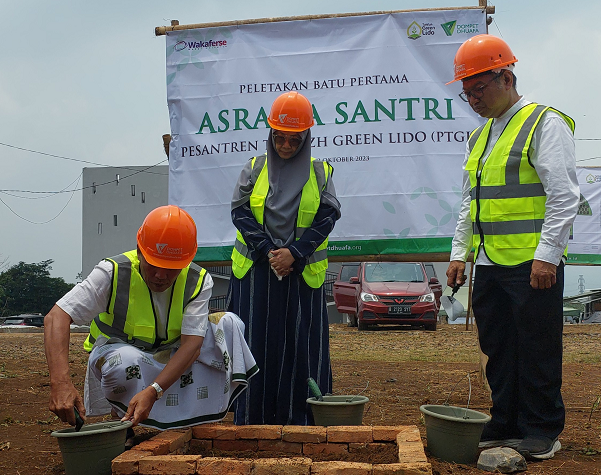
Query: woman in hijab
228,91,341,425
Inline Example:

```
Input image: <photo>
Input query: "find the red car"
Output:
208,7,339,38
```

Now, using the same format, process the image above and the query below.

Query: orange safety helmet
136,205,197,269
447,34,518,84
267,91,315,132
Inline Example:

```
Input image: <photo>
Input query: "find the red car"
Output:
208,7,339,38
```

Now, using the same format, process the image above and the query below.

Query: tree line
0,260,74,318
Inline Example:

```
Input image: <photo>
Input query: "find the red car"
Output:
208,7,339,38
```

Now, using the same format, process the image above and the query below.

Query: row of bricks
113,454,432,475
130,424,421,454
190,439,398,455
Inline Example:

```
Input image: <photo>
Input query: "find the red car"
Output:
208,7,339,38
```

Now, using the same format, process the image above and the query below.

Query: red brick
152,428,192,452
303,442,348,456
311,461,372,474
213,439,258,452
373,426,405,441
397,440,428,464
395,426,421,443
196,457,252,475
138,455,200,474
193,424,237,440
132,438,171,455
251,457,311,475
395,426,427,464
282,425,327,443
189,438,213,451
236,424,282,440
112,450,152,475
349,442,392,453
327,426,373,443
372,462,433,475
258,439,302,454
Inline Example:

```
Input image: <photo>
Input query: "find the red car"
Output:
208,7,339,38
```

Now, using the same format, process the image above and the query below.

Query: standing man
446,34,579,460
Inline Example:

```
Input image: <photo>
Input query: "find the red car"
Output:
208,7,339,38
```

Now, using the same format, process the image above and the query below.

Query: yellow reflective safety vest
231,154,332,288
466,103,575,266
83,250,206,352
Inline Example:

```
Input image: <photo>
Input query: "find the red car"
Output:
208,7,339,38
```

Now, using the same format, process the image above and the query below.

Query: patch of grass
0,363,17,378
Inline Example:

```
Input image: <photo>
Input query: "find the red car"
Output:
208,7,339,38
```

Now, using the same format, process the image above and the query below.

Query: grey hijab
231,129,312,248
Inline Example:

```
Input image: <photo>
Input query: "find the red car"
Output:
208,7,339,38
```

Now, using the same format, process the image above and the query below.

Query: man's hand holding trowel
442,261,468,321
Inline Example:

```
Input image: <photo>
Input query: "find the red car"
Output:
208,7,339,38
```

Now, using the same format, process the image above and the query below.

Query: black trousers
473,262,565,440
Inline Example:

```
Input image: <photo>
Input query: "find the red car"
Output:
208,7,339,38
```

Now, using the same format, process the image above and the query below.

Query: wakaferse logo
441,21,457,36
407,21,422,40
173,39,228,52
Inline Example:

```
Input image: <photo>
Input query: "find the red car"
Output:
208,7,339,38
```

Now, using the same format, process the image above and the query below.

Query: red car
333,262,441,331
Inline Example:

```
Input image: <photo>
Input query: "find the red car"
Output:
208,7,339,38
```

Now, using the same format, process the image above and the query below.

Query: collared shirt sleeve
530,110,579,265
180,272,213,337
56,260,113,325
450,143,474,262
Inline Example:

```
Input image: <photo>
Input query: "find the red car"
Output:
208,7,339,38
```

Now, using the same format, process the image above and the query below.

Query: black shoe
517,436,561,460
478,423,521,449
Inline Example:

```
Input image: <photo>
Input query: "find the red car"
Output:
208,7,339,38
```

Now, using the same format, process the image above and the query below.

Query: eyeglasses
273,132,303,148
459,72,503,102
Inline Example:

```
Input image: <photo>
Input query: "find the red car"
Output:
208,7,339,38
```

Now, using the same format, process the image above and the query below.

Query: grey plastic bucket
307,395,369,426
51,420,132,475
420,404,490,464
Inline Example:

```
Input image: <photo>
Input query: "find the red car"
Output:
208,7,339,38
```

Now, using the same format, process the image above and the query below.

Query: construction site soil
0,324,599,474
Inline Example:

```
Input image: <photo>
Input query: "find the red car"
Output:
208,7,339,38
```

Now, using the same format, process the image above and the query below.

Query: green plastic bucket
307,395,369,426
51,420,132,475
420,404,490,464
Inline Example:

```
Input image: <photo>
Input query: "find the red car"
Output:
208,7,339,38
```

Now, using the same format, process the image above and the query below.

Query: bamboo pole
155,4,495,36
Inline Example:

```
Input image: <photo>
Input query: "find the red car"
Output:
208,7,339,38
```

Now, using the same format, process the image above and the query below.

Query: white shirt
57,260,213,339
450,97,579,266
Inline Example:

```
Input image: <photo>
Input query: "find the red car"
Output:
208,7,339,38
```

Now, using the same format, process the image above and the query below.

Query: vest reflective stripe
470,183,545,200
83,250,206,352
308,247,328,265
231,155,331,288
467,103,575,266
473,219,545,236
467,124,486,151
109,253,133,333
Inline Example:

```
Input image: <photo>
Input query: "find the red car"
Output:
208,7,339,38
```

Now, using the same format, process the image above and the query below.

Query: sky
1,0,600,296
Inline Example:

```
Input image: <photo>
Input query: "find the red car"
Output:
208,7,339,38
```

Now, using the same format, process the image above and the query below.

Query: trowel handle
307,377,323,401
74,406,84,432
451,283,462,296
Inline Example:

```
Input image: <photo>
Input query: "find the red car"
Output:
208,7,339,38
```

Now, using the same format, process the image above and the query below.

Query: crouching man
44,205,257,431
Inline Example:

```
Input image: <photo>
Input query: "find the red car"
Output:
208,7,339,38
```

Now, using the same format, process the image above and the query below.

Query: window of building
98,223,102,234
131,184,136,196
141,192,146,203
113,215,118,226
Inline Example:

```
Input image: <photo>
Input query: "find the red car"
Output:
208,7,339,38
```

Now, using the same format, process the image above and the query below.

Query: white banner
166,10,487,261
568,167,601,264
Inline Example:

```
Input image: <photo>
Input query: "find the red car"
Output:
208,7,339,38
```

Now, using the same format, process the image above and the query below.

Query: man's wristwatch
150,382,164,400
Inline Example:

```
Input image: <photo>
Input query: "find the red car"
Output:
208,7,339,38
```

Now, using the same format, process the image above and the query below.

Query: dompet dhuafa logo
441,20,457,36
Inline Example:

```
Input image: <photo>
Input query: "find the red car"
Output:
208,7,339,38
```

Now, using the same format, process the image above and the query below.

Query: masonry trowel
440,283,465,322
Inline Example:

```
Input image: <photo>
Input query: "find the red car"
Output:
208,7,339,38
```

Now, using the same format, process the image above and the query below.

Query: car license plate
389,305,411,315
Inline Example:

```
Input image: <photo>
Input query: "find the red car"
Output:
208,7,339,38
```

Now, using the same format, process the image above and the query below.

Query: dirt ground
0,324,599,475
